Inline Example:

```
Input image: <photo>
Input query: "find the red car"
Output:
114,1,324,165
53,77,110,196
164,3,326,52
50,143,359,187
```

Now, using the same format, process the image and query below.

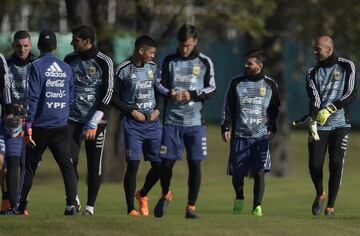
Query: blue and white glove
82,111,104,140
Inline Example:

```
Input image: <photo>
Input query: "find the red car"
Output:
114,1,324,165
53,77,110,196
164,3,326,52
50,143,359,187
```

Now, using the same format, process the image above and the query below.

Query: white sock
85,205,94,214
76,195,81,206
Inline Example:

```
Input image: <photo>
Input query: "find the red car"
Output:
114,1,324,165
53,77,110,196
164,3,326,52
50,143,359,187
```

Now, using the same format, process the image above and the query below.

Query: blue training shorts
123,116,162,162
5,136,23,157
227,135,271,177
160,124,207,161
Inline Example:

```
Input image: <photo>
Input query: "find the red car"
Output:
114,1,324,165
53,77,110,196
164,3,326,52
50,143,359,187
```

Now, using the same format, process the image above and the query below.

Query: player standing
0,53,13,211
221,49,280,216
112,35,162,216
4,30,35,209
64,25,114,215
1,30,78,215
306,35,357,216
154,24,216,219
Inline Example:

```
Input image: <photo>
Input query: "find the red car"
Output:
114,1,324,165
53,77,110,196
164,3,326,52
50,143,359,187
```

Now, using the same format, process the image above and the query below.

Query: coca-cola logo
46,79,65,87
242,96,263,105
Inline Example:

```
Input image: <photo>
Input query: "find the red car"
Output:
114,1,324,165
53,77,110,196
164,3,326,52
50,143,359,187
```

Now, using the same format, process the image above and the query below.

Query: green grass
1,125,360,236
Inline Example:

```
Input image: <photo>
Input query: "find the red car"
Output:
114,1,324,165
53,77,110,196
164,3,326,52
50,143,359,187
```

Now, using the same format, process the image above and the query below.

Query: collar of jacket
318,53,338,68
176,48,199,60
79,46,99,58
10,53,35,66
245,72,264,82
39,52,55,59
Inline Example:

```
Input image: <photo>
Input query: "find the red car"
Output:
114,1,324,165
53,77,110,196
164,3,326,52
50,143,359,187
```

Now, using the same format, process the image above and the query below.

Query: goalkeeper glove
82,110,104,140
309,120,320,141
316,103,337,126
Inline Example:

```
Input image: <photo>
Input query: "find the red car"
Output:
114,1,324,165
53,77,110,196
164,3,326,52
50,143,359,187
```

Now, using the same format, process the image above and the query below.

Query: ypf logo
45,62,66,78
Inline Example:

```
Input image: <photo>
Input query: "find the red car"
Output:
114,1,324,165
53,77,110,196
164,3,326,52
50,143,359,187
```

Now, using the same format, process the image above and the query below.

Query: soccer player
112,35,162,216
306,35,357,216
1,30,78,215
0,53,13,211
221,49,280,216
5,30,35,209
64,25,114,215
154,24,216,219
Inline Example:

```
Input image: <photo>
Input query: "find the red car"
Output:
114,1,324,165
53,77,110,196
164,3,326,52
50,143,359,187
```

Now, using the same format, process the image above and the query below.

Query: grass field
1,125,360,236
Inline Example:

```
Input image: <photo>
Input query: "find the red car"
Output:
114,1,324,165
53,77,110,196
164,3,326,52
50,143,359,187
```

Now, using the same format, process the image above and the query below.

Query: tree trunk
262,36,290,177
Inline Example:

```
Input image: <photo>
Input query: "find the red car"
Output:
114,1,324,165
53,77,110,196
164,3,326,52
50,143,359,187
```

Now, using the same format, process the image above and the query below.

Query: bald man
306,35,357,216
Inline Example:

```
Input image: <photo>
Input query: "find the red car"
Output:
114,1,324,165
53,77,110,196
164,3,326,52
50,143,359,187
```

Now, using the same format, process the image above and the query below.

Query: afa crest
147,70,154,79
160,145,167,155
89,66,97,76
259,87,266,96
192,65,200,76
333,70,341,80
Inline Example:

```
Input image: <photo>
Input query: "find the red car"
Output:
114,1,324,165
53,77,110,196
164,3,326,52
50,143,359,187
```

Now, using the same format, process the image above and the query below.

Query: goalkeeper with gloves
306,35,357,217
64,25,114,215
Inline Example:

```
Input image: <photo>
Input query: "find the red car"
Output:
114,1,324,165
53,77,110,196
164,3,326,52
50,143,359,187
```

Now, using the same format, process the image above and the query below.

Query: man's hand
24,124,36,147
309,120,320,141
149,109,160,121
222,131,231,143
82,110,104,140
268,131,275,140
82,123,97,140
316,103,337,126
170,89,191,102
179,90,191,102
169,89,177,100
5,114,19,128
131,110,145,121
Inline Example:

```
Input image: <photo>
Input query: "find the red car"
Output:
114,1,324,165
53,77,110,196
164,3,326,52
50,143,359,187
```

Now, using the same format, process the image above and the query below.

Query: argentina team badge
89,66,97,76
160,145,167,155
260,87,266,96
333,69,341,80
192,65,200,76
147,70,154,79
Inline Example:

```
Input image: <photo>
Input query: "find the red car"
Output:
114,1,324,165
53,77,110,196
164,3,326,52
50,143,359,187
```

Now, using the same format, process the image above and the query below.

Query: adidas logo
131,74,137,79
45,62,66,77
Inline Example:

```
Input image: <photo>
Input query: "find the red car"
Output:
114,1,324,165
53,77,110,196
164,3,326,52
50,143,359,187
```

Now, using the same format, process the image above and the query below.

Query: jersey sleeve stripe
338,57,356,102
97,52,114,105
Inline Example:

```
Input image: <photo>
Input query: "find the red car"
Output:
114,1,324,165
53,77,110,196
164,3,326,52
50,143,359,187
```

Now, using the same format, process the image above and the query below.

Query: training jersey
221,73,280,138
64,46,114,123
26,53,74,128
6,53,35,116
112,59,160,116
306,54,357,130
0,53,13,115
158,49,216,126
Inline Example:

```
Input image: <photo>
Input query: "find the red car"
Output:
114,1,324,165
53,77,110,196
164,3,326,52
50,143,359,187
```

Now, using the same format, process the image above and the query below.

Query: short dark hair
177,24,197,42
13,30,31,42
72,25,96,44
244,49,266,64
135,35,157,49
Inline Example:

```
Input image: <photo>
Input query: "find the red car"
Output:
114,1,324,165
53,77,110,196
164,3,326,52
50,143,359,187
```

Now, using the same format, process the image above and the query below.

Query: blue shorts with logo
227,135,271,177
160,124,207,161
123,116,162,162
